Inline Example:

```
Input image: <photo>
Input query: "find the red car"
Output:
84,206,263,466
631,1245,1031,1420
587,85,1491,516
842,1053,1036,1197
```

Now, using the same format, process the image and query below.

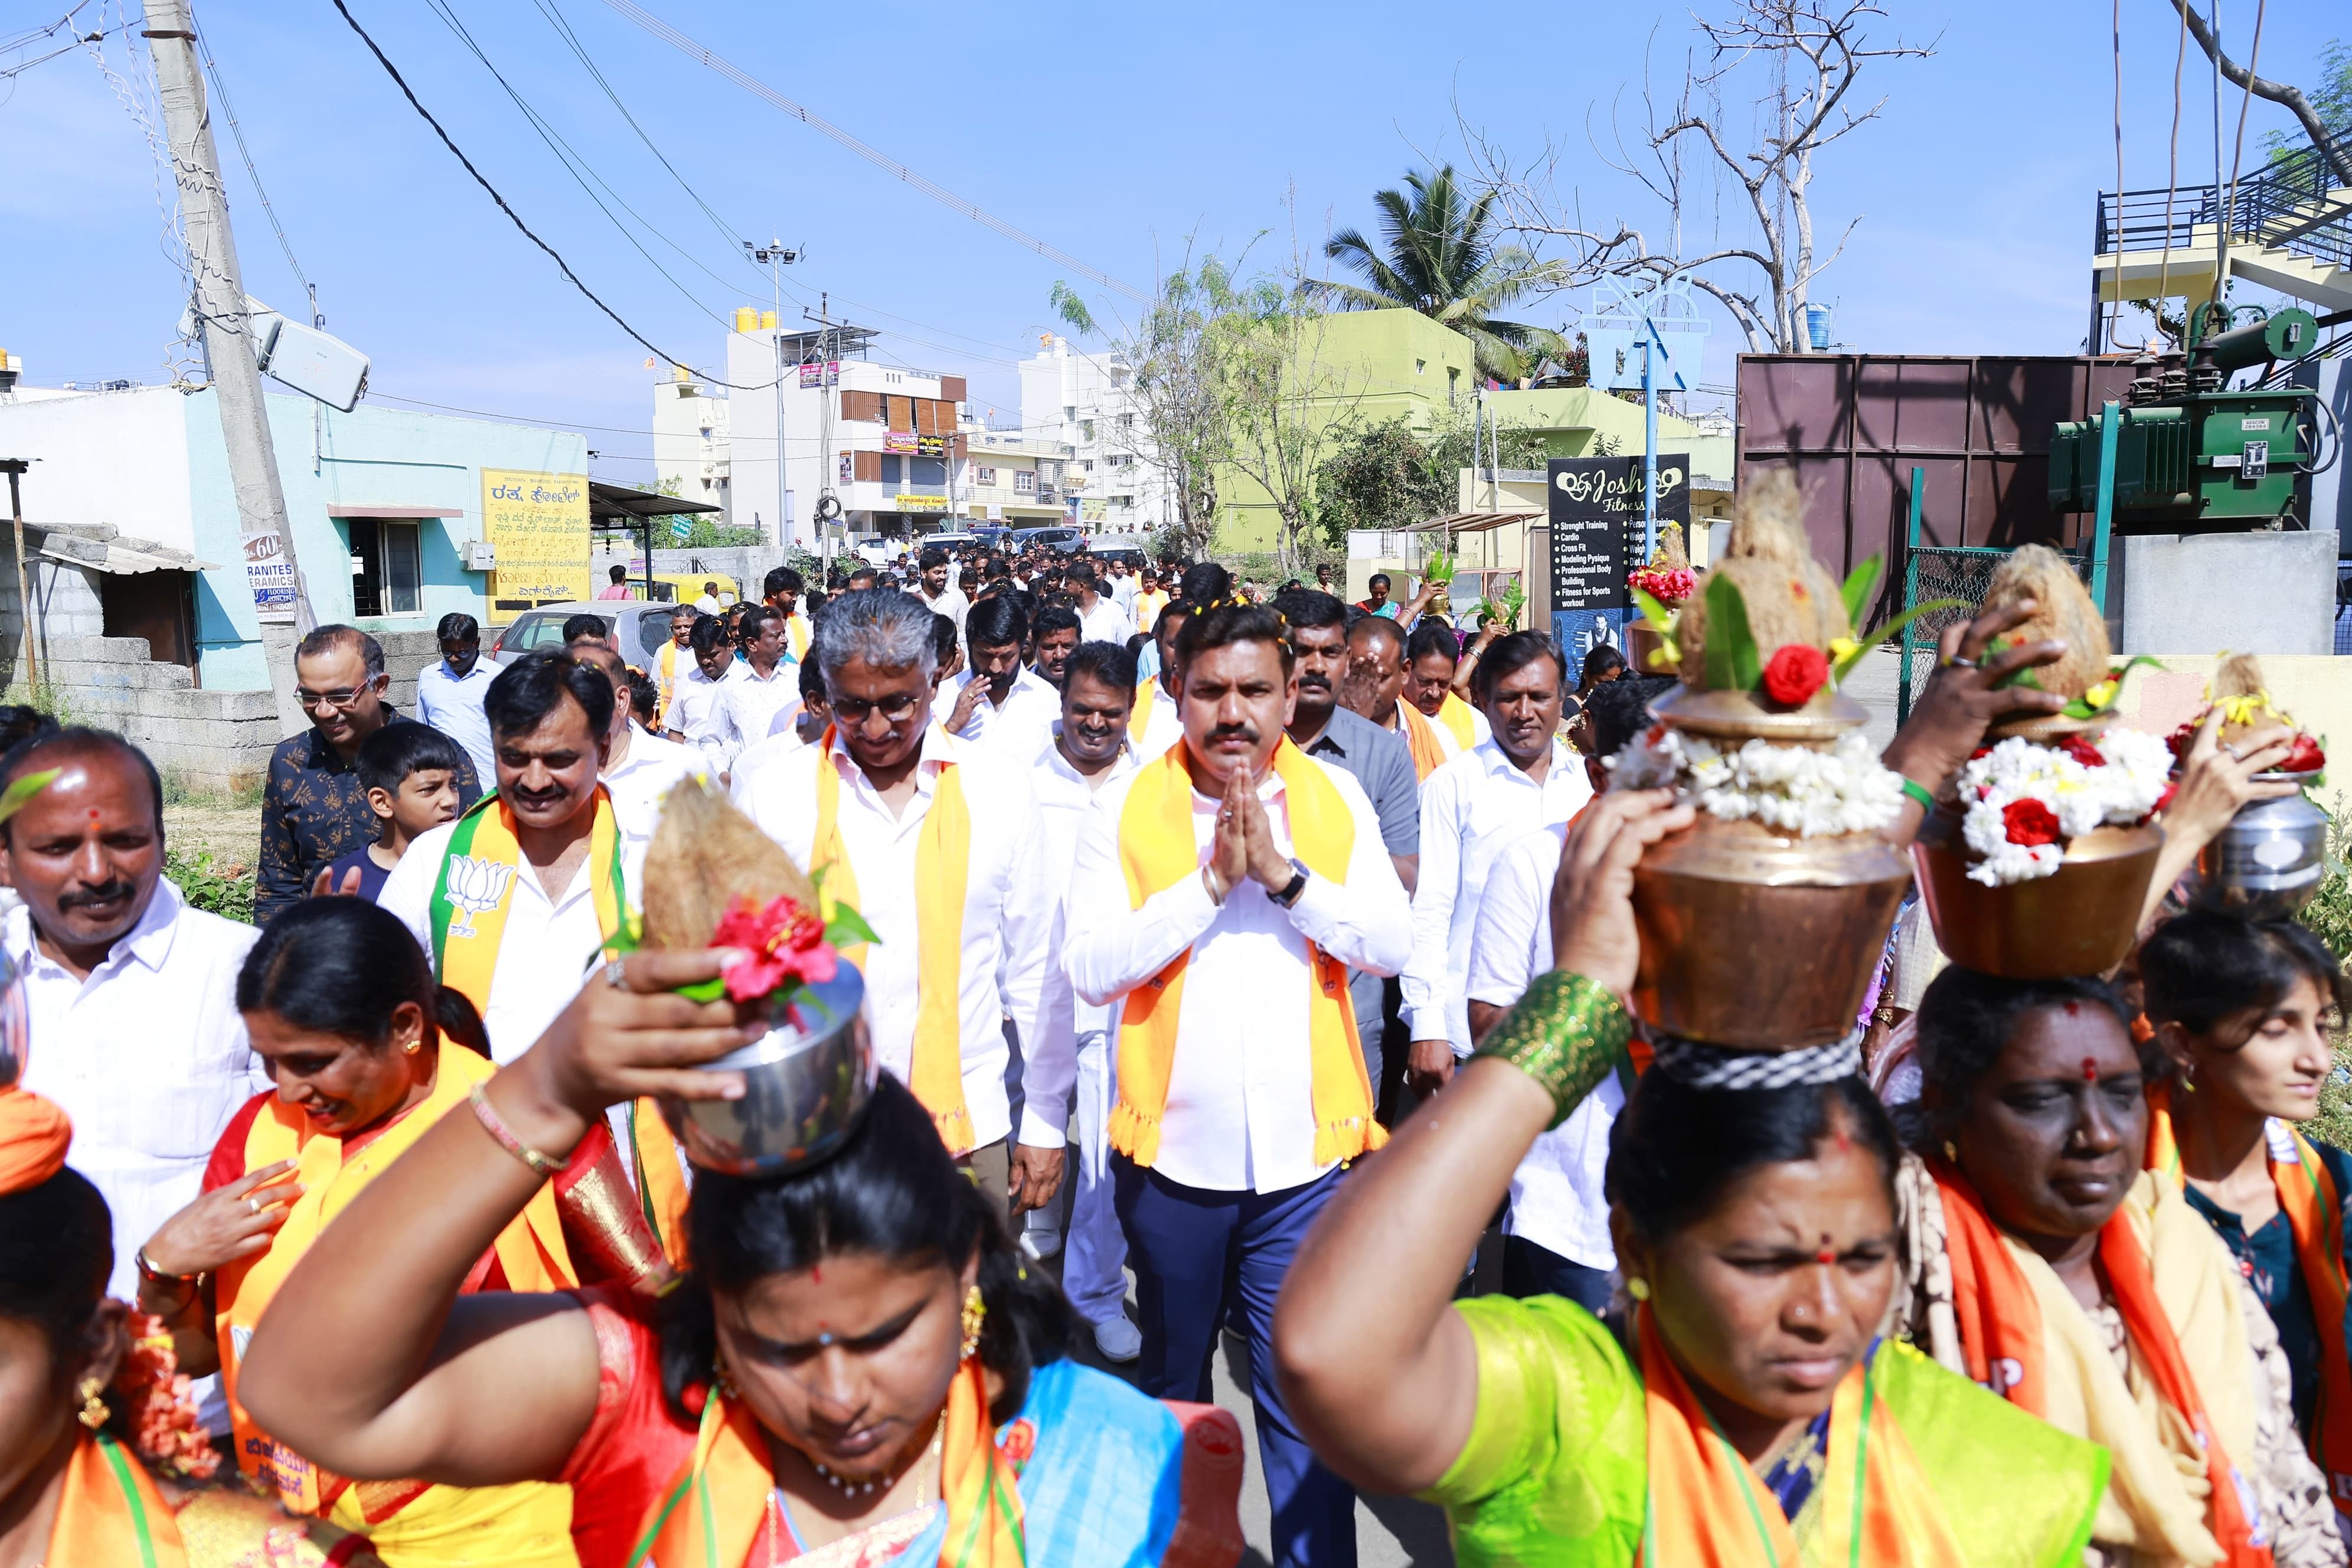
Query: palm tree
1314,166,1569,383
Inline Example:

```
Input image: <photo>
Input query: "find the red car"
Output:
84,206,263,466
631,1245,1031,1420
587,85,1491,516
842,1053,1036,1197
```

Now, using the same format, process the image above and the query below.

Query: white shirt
416,659,497,783
729,714,812,807
740,728,1066,1149
715,661,801,765
1402,737,1591,1056
1108,572,1137,615
668,661,746,772
1064,752,1412,1194
694,593,721,616
1077,596,1132,645
946,666,1060,761
380,811,650,1064
1465,822,1621,1270
602,724,713,858
1033,731,1140,1057
1128,681,1182,763
920,586,969,641
10,881,266,1303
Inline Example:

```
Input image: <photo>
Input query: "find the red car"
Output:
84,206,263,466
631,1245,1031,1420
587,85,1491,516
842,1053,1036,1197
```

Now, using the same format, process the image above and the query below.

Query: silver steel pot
2188,772,2329,920
0,945,24,1091
659,962,875,1175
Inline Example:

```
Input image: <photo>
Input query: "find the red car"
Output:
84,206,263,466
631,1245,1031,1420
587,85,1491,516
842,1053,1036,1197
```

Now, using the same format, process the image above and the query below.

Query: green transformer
2048,308,2323,530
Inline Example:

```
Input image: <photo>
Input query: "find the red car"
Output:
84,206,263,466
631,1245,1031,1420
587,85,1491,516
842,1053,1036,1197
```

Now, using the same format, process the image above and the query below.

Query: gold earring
712,1357,739,1401
76,1376,107,1430
959,1285,986,1360
403,1040,421,1055
1625,1277,1651,1302
1942,1141,1958,1162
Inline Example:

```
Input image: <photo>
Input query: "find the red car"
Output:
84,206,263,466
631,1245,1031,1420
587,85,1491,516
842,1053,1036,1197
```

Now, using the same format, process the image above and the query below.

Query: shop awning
587,481,723,523
1412,509,1544,534
23,522,218,573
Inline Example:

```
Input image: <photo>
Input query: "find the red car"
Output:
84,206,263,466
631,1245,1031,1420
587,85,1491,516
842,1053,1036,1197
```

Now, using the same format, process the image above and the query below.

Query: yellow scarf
812,730,976,1155
1396,699,1450,783
1436,691,1479,752
215,1042,577,1555
1130,684,1159,743
1110,739,1384,1169
428,788,625,1020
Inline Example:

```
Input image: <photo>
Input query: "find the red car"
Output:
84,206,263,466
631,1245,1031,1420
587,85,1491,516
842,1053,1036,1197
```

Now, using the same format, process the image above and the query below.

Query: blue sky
1,0,2341,487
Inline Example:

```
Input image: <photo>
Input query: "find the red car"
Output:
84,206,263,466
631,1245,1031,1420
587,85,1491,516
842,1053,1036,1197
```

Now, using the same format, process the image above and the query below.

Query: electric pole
143,0,315,733
741,239,798,548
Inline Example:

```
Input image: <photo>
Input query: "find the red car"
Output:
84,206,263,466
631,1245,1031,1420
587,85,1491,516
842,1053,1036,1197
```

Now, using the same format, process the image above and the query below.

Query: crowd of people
0,527,2345,1568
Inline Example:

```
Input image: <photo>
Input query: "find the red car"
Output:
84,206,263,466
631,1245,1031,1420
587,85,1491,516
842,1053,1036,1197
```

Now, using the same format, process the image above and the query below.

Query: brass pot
1911,810,2163,979
1631,814,1913,1048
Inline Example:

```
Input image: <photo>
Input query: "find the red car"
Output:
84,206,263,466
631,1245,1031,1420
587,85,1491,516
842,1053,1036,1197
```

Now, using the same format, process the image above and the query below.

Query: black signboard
1547,455,1690,662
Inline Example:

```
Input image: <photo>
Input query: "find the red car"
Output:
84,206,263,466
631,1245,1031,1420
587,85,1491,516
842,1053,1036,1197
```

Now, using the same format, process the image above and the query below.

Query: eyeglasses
828,692,922,726
295,684,375,710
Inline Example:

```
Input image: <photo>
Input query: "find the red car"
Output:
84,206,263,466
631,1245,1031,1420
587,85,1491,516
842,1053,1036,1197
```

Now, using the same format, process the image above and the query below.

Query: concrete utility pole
143,0,315,732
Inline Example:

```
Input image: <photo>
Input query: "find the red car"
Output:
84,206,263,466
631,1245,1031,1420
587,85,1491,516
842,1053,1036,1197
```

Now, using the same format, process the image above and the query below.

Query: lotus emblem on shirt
442,855,515,937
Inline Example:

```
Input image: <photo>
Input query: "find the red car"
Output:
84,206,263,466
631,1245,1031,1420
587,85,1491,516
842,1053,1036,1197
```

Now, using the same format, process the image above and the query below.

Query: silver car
487,600,692,668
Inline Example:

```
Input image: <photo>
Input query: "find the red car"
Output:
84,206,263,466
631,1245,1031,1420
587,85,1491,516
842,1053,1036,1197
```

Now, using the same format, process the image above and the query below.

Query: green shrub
165,845,256,926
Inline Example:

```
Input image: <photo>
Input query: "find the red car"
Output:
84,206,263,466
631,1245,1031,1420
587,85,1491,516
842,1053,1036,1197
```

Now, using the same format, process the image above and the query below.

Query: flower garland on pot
2165,652,2327,781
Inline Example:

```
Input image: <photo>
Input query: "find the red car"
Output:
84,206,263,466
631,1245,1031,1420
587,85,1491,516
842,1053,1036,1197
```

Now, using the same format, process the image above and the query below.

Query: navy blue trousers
1113,1157,1357,1568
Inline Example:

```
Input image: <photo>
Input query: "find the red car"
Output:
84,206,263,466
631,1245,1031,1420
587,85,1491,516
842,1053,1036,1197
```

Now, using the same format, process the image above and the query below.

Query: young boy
316,721,465,901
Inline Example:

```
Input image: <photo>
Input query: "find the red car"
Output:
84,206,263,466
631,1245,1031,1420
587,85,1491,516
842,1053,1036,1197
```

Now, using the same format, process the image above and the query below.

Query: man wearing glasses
256,625,481,923
739,587,1066,1228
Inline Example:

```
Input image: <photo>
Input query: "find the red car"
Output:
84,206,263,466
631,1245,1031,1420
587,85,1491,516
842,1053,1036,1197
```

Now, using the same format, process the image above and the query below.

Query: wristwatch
1269,858,1310,909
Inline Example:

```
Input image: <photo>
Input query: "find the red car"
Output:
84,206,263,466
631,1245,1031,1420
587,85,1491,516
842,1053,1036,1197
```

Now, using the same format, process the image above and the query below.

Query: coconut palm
1314,166,1569,383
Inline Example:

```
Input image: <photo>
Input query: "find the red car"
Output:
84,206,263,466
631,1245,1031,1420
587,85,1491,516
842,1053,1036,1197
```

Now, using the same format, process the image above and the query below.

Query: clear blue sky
1,0,2341,488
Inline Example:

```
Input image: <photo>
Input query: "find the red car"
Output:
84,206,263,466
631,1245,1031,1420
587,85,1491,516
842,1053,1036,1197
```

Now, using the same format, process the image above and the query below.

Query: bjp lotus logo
443,856,514,938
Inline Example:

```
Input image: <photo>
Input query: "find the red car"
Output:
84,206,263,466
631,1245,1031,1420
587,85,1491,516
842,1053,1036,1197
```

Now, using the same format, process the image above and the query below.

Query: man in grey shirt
1273,590,1419,1098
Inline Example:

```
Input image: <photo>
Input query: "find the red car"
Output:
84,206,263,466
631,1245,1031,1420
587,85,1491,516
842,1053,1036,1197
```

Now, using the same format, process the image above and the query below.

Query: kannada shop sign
893,494,949,512
1544,454,1690,613
481,468,589,612
883,432,948,456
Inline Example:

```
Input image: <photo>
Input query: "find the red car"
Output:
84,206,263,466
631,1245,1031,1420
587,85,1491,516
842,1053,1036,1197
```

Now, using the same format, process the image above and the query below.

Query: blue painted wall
182,391,587,690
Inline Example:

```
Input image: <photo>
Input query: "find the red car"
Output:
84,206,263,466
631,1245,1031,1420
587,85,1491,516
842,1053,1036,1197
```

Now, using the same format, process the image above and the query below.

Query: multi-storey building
1018,335,1166,535
649,364,731,528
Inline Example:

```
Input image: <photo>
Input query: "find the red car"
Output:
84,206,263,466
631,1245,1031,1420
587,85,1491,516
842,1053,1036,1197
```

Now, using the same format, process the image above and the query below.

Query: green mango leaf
1628,585,1683,666
676,975,729,1004
1831,599,1968,680
1702,573,1760,691
825,906,881,950
0,769,58,829
1839,556,1884,631
2056,654,2167,717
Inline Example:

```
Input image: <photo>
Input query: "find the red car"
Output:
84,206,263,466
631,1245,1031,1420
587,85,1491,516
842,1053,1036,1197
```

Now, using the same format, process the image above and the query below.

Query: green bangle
1472,970,1632,1130
1899,777,1937,812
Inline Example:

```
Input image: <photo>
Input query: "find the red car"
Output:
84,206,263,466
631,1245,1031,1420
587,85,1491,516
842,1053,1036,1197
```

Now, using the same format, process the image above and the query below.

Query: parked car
488,601,682,668
1009,525,1083,551
919,531,985,553
1088,532,1151,567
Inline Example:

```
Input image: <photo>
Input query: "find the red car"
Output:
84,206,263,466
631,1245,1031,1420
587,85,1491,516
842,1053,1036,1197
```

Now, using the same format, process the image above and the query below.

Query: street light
740,239,801,546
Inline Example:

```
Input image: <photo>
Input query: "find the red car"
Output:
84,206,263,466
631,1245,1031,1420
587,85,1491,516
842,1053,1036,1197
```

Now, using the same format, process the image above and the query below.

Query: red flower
1968,746,1992,760
2283,733,2327,773
1759,643,1830,708
2002,799,2062,848
999,1418,1037,1474
709,894,839,1003
2059,734,2106,769
2144,781,2179,823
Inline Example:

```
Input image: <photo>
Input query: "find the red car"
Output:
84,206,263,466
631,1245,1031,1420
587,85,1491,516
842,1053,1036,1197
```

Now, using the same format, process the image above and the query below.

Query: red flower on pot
2059,734,2106,769
710,893,839,1002
1760,644,1830,708
2002,799,2062,848
2283,733,2327,773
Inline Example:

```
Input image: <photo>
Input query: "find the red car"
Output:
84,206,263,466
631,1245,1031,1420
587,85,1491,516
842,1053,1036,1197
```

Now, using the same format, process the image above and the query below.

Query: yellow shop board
482,468,590,619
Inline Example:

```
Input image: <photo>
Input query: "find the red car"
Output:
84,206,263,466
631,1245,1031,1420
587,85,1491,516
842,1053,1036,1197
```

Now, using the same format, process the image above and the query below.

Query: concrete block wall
35,635,277,795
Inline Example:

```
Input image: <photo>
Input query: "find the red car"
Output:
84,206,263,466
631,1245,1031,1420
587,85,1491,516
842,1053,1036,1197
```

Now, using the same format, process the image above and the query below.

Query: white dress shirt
714,661,801,765
920,587,969,641
416,659,497,783
740,728,1065,1150
1032,731,1141,1047
1064,752,1412,1194
10,881,266,1303
1077,596,1132,645
1465,821,1621,1271
668,661,746,772
1402,736,1592,1056
602,723,712,858
1128,682,1182,763
380,811,650,1064
946,666,1060,761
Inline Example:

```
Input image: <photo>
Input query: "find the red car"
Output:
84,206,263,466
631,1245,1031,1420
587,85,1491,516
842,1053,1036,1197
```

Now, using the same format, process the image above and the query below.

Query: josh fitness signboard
1546,455,1688,659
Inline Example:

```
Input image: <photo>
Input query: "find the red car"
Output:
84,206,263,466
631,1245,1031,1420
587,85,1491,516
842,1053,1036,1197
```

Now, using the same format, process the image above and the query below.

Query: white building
962,429,1078,528
723,315,968,546
1017,336,1169,535
650,365,731,528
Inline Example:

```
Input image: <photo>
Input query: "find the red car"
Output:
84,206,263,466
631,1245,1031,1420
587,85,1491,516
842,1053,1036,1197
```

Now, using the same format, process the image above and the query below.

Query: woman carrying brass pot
1905,962,2343,1566
2141,909,2352,1543
1273,790,2110,1564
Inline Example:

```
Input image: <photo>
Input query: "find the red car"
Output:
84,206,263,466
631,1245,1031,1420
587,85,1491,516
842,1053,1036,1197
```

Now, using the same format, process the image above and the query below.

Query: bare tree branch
2170,0,2352,187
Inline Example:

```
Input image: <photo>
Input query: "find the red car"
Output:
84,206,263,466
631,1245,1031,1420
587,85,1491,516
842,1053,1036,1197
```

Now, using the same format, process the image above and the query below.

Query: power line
593,0,1149,304
326,0,770,390
193,22,316,322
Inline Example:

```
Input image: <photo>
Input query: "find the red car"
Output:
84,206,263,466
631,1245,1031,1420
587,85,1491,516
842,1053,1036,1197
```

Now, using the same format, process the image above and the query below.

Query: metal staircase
2093,128,2352,318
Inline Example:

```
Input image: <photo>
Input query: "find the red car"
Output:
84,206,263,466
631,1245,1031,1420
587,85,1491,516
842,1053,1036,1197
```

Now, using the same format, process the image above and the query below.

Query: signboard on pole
481,468,589,617
241,527,299,623
1546,455,1690,661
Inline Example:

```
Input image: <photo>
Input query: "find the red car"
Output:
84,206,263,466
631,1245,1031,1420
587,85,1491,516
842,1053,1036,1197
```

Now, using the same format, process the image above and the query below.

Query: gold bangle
468,1082,568,1178
1471,970,1632,1130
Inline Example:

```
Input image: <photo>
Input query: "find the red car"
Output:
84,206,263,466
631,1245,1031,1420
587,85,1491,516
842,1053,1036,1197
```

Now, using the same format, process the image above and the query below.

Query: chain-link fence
1896,546,2094,722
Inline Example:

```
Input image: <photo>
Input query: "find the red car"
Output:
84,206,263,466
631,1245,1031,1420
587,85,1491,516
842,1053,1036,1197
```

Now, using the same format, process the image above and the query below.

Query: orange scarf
47,1433,188,1568
1932,1162,2271,1566
1109,739,1383,1169
0,1086,70,1193
1396,700,1449,782
631,1356,1021,1568
812,729,976,1154
2148,1086,2352,1518
1635,1309,1964,1566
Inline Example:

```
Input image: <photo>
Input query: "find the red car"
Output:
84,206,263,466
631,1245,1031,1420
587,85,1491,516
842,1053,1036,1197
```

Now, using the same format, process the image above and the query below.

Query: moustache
1206,724,1259,747
1297,672,1332,693
58,880,138,911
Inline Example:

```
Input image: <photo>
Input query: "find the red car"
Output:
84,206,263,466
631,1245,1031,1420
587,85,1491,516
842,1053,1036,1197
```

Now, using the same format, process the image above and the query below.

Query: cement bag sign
482,468,589,615
242,528,300,625
1546,454,1688,660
